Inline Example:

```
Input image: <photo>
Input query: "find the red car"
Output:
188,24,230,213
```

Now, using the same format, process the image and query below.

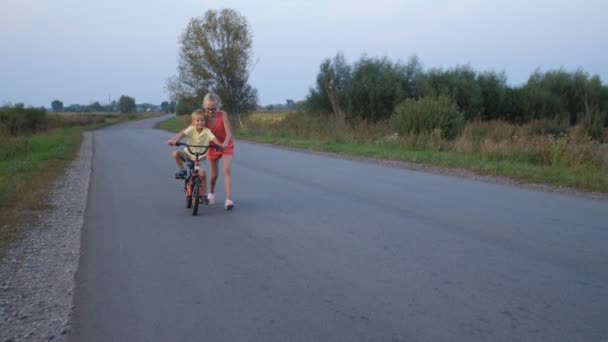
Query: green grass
159,115,608,193
0,113,160,254
157,114,188,132
1,130,82,252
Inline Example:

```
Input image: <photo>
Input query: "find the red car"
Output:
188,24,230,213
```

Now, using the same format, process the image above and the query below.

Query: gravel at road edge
0,132,93,341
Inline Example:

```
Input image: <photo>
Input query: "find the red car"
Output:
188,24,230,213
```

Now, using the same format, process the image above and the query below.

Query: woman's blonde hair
203,93,222,108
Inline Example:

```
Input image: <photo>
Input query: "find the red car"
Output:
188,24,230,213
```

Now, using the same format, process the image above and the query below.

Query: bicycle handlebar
174,141,221,156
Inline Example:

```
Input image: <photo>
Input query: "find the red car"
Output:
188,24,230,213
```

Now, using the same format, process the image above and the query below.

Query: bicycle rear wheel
192,177,200,216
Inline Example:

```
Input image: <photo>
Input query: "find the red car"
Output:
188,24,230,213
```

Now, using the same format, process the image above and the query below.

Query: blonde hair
203,93,222,108
191,109,204,121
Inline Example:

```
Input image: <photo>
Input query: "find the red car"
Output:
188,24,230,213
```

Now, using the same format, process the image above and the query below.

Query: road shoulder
0,132,93,341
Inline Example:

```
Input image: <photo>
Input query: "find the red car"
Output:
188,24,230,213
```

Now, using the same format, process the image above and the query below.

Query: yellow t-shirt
182,125,216,160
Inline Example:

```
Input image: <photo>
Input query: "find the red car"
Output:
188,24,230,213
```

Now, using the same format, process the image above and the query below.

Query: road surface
70,116,608,341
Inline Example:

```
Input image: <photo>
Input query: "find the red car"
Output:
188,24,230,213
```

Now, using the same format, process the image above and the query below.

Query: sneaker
174,169,187,179
207,193,215,205
224,199,234,210
200,194,209,205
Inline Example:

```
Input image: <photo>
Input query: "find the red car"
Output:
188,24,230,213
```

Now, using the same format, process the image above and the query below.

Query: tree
118,95,136,113
89,101,103,112
477,71,508,120
317,52,351,117
161,101,170,113
286,99,295,109
169,8,258,124
139,103,155,112
347,56,406,122
401,55,424,99
305,53,353,116
51,100,63,112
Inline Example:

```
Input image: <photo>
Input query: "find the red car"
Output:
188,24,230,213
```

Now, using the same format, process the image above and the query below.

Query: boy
167,109,222,204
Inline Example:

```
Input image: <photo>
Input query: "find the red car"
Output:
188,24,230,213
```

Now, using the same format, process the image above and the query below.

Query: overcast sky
1,0,607,108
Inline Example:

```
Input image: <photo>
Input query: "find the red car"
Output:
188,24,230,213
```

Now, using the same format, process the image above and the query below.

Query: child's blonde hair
191,109,204,121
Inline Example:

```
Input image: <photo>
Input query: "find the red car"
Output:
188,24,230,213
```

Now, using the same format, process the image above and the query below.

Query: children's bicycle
173,141,220,216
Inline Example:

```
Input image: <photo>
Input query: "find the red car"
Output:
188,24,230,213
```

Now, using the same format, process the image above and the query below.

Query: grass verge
160,114,608,194
157,114,189,132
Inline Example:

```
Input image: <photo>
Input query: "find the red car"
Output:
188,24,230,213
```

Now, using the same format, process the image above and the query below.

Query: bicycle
173,141,220,216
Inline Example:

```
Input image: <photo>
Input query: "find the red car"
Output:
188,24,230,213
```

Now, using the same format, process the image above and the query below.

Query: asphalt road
70,116,608,342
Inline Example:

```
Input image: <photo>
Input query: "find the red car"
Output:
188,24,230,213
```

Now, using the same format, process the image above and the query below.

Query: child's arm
167,130,187,146
211,137,223,149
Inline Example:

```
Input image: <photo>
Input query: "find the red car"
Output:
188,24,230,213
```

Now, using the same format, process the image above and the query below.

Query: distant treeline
306,53,608,140
1,97,177,137
49,97,175,114
0,106,110,136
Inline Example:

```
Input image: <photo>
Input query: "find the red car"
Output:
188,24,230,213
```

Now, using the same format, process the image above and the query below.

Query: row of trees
50,97,177,114
307,53,608,128
260,99,304,112
1,97,177,136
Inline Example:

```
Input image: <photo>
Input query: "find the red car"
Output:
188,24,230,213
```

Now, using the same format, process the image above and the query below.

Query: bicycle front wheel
192,177,200,216
186,179,192,208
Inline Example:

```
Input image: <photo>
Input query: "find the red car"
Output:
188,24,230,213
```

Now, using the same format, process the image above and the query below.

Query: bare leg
172,151,187,169
209,159,219,194
223,155,233,200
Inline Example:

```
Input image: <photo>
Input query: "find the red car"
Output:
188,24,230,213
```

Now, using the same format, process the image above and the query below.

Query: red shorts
207,142,234,161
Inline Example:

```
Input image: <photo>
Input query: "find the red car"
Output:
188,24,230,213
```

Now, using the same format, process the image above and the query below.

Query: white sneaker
224,199,234,210
207,193,215,205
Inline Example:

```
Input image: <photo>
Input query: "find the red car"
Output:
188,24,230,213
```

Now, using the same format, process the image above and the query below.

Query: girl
202,93,235,210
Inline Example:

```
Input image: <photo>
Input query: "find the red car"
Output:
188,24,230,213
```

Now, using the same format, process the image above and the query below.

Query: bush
0,106,47,136
390,96,465,139
419,65,483,120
